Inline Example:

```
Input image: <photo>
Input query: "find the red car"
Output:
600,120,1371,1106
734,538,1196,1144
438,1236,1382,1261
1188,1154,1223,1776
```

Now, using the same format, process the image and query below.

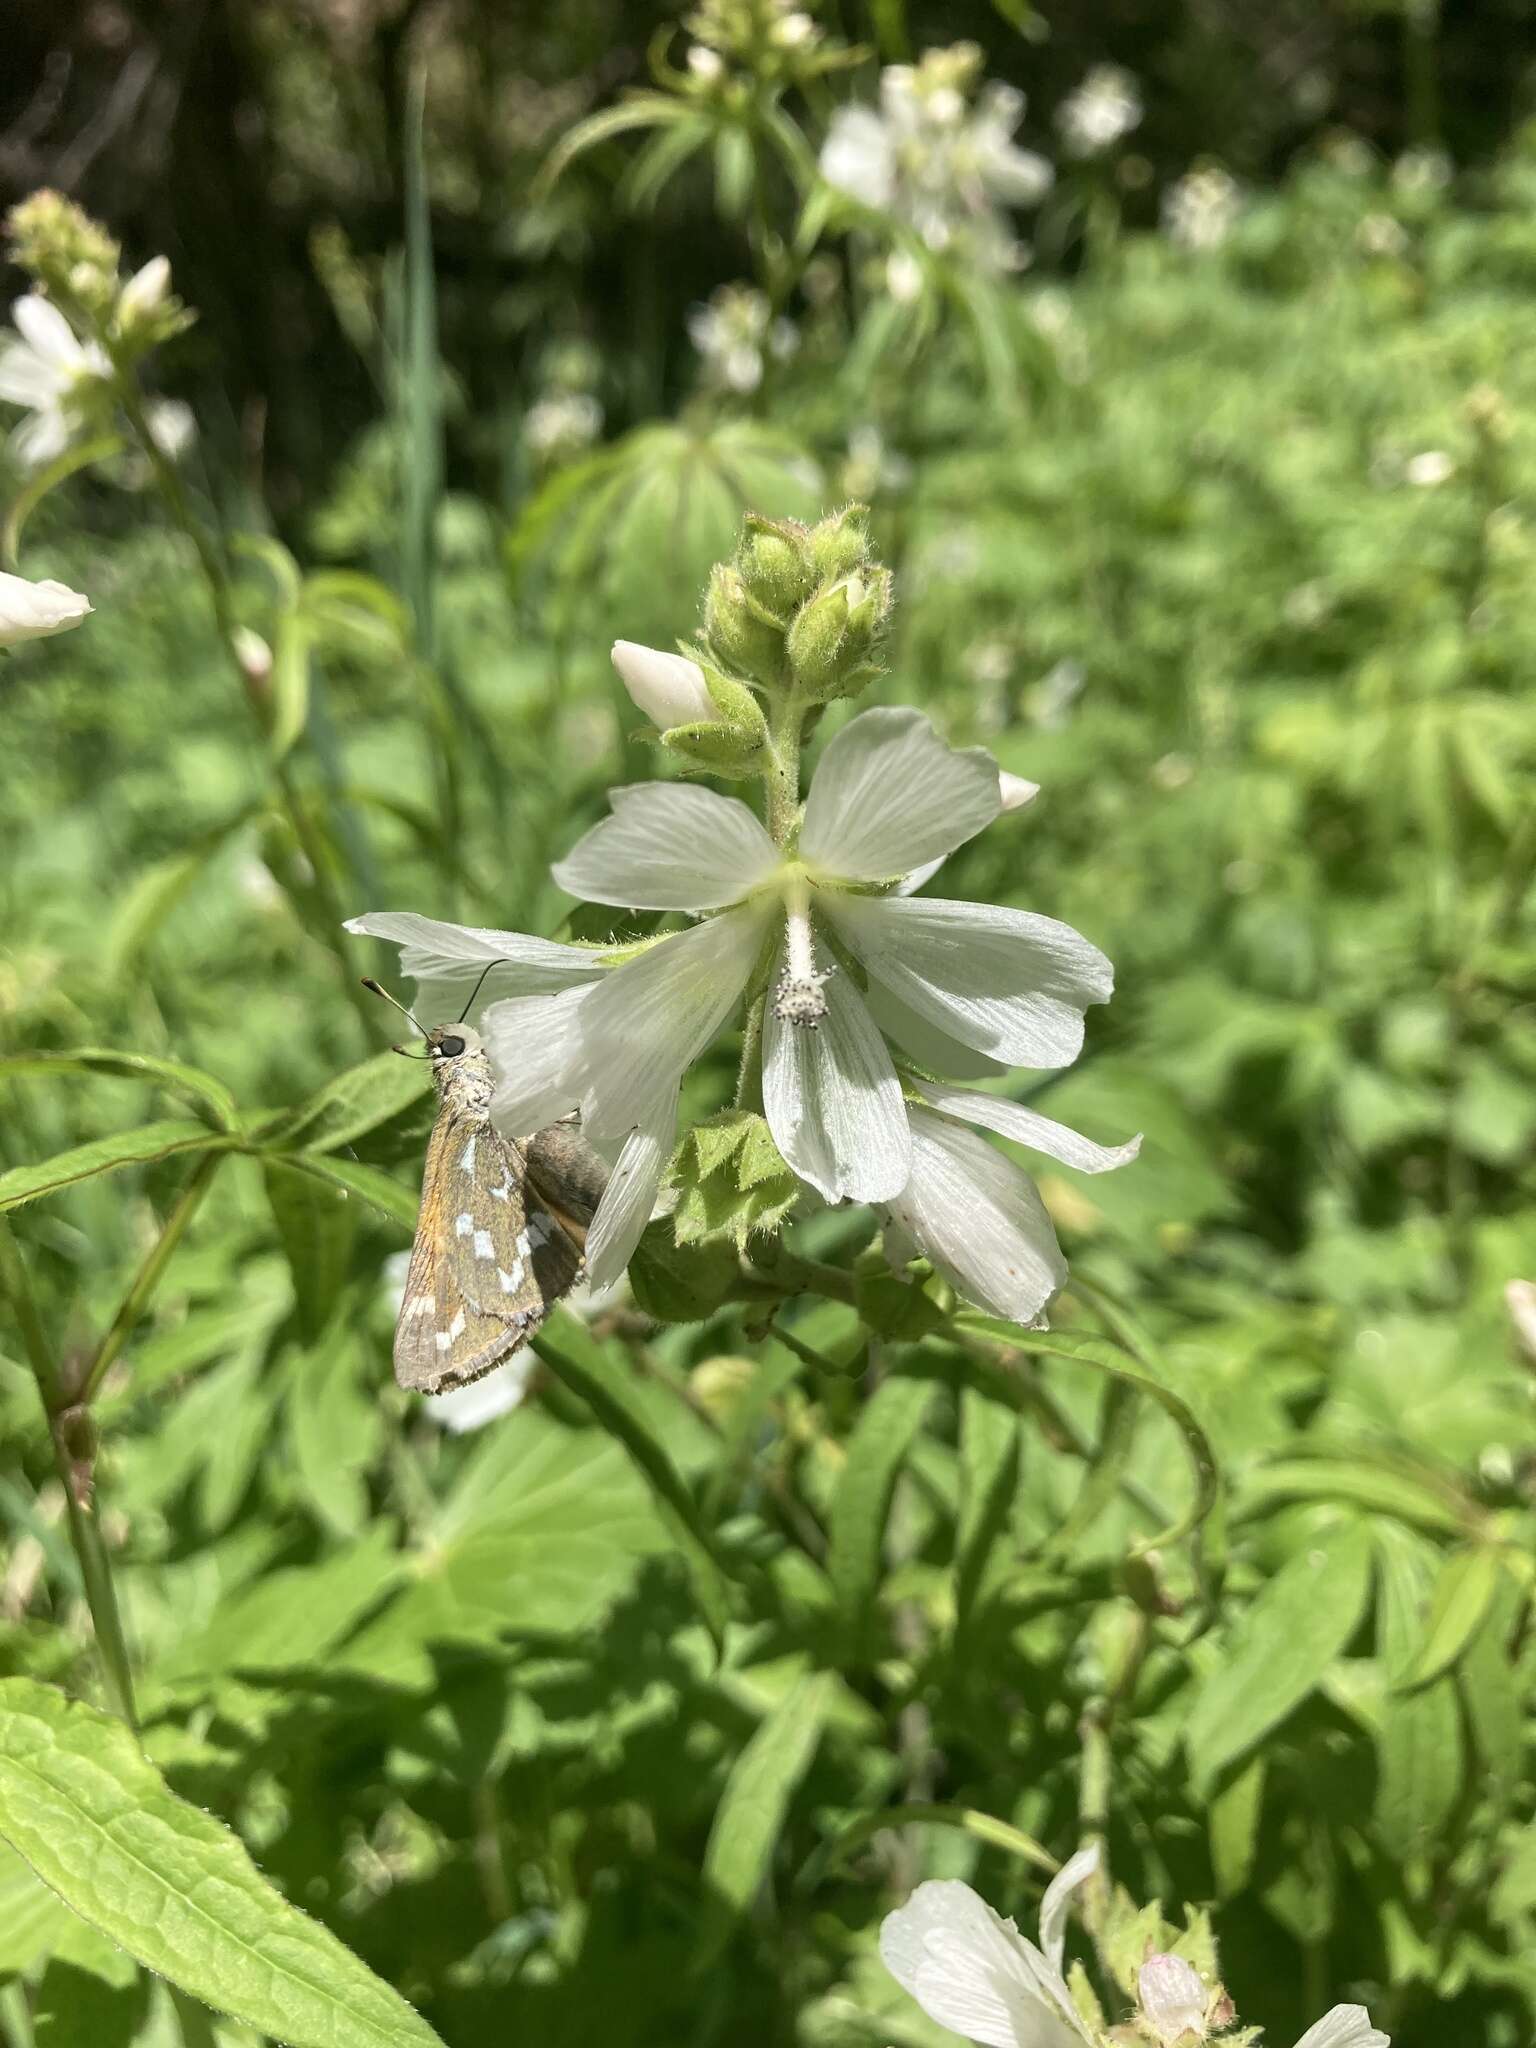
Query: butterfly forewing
394,1052,585,1395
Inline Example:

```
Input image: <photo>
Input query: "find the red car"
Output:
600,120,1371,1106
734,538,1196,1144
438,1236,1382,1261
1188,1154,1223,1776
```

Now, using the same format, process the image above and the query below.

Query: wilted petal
884,1109,1067,1325
552,782,780,911
345,910,604,1025
762,937,909,1202
865,980,1009,1080
612,640,719,729
1038,1843,1099,1976
1137,1954,1208,2045
1291,2008,1390,2048
880,1880,1087,2048
0,570,90,647
801,707,1001,881
583,1101,676,1289
577,904,768,1143
825,893,1113,1069
484,983,594,1135
919,1084,1141,1174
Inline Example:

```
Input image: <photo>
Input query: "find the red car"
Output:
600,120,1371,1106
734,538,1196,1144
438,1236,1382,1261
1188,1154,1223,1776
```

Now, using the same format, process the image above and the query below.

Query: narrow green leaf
0,1678,446,2048
269,613,312,760
1241,1456,1468,1537
3,433,124,565
955,1386,1018,1627
1208,1754,1265,1899
698,1674,830,1964
798,1802,1055,1895
1185,1522,1374,1791
1374,1529,1463,1858
259,1049,427,1154
1395,1543,1503,1692
273,1152,419,1232
1459,1569,1524,1816
400,68,441,661
0,1124,231,1213
0,1050,239,1133
532,1311,731,1647
826,1374,933,1640
262,1161,357,1342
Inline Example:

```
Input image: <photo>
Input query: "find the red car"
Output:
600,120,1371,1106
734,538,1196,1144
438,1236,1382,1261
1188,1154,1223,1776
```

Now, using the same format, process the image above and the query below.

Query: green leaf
262,1162,357,1342
269,614,312,760
955,1386,1019,1628
1208,1754,1265,1899
0,1678,447,2048
826,1374,933,1642
259,1050,428,1154
697,1674,830,1965
1395,1542,1503,1692
0,1049,239,1133
0,1123,232,1213
1374,1528,1464,1858
532,1311,732,1647
1185,1522,1374,1792
274,1152,419,1231
1240,1456,1468,1537
628,1219,743,1322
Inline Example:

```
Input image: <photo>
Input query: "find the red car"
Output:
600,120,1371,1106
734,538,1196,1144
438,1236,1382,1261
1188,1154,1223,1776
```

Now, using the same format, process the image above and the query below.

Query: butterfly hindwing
393,1103,584,1395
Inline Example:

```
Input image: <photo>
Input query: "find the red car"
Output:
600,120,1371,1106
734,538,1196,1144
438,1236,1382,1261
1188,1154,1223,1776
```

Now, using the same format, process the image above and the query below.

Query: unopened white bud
1507,1280,1536,1367
119,255,171,324
0,569,91,647
1137,1954,1208,2044
688,44,725,81
233,626,273,685
998,769,1039,812
611,639,719,729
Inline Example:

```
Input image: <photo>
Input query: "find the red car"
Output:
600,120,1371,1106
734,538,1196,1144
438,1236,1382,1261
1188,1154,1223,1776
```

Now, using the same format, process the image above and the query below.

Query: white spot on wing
473,1229,495,1260
455,1212,473,1237
403,1295,434,1320
459,1135,477,1175
434,1306,468,1351
498,1258,525,1293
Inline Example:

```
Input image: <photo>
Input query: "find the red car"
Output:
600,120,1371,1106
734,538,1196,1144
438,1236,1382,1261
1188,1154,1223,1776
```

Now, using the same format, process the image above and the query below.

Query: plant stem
79,1154,220,1407
763,687,807,846
0,1222,138,1728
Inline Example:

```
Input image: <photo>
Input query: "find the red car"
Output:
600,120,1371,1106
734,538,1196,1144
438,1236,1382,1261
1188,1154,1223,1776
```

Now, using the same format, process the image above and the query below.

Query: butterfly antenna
361,978,427,1041
456,960,499,1025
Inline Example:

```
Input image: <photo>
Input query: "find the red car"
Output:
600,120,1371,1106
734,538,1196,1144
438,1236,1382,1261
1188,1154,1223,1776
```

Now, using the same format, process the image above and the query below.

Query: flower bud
787,565,892,700
805,503,872,583
0,570,91,647
738,515,815,618
1136,1955,1208,2044
5,191,120,319
704,562,786,681
998,769,1039,811
233,626,274,687
612,639,719,729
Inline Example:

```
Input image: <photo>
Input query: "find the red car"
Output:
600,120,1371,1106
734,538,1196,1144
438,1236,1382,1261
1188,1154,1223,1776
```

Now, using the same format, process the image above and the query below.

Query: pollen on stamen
772,965,833,1029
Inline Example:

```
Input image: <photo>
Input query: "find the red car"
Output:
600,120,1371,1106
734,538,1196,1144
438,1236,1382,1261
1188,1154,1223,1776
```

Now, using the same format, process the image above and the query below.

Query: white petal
12,408,71,469
1506,1279,1536,1365
880,1881,1088,2048
762,939,909,1202
884,1110,1067,1325
424,1355,536,1433
484,984,593,1134
825,894,1113,1069
345,911,604,1026
1137,1954,1207,2045
998,770,1040,812
119,255,170,322
0,339,60,408
918,1086,1141,1175
611,640,720,729
801,708,1001,881
864,980,1009,1080
1291,2008,1390,2048
577,904,768,1141
10,295,85,370
1038,1843,1099,1975
583,1103,676,1289
0,571,91,646
894,855,948,897
552,783,779,911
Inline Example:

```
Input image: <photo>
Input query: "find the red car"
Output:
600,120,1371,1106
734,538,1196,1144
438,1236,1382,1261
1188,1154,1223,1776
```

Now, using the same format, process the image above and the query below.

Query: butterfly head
426,1022,484,1062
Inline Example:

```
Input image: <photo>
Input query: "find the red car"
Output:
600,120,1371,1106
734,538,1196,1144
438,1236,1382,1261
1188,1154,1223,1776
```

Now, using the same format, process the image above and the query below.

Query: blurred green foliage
1,22,1535,2048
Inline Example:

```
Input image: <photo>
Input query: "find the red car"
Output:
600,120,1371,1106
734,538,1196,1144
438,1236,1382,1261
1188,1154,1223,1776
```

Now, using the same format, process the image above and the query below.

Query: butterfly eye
436,1035,466,1058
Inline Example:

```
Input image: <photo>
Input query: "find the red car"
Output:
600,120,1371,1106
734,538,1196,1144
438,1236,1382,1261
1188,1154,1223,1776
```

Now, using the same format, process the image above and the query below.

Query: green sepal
739,514,816,617
805,502,872,582
671,1110,800,1250
704,562,786,682
661,716,767,778
627,1221,742,1323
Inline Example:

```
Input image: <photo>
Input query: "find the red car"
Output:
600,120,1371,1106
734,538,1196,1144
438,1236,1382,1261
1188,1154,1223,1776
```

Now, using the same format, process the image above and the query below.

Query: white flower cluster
1056,66,1143,159
820,43,1052,279
1162,166,1241,251
881,1859,1389,2048
0,279,193,472
688,284,799,394
524,391,604,461
352,641,1137,1325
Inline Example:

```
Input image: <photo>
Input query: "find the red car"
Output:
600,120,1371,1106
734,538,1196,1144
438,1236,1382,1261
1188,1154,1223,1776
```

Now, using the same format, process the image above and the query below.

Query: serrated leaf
0,1678,446,2048
0,1123,232,1213
826,1374,933,1643
1185,1522,1374,1792
0,1049,239,1133
260,1051,428,1154
1395,1543,1502,1692
697,1674,830,1966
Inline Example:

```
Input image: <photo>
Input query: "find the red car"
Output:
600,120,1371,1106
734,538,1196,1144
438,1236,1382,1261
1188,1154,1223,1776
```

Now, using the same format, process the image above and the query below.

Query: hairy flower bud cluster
704,505,892,705
4,193,193,362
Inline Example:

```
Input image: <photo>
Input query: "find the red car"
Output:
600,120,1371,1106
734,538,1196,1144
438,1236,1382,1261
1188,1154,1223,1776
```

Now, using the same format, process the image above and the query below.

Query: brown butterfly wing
394,1107,584,1396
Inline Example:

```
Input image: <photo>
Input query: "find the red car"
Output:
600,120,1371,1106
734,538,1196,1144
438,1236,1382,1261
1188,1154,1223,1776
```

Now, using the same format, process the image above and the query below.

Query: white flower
146,397,196,461
688,42,725,81
1292,2008,1390,2048
0,569,91,647
429,1355,538,1432
1056,66,1143,158
1507,1280,1536,1366
524,391,603,459
350,707,1133,1307
117,255,171,326
1137,1953,1209,2043
612,640,720,729
1162,167,1240,252
0,294,110,468
880,1848,1101,2047
688,285,797,395
1404,449,1454,487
